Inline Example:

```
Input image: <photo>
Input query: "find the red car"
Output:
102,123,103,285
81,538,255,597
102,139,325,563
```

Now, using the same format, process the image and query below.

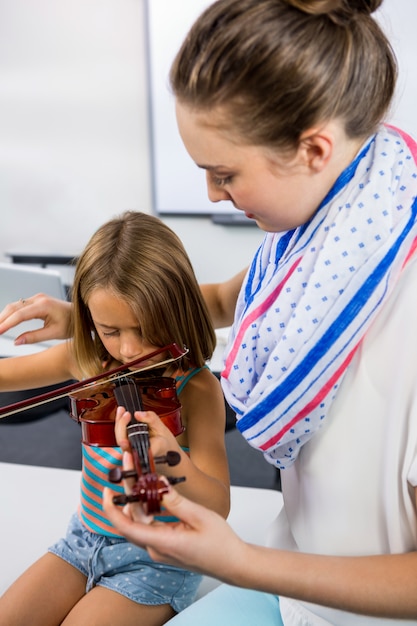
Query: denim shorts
48,512,202,613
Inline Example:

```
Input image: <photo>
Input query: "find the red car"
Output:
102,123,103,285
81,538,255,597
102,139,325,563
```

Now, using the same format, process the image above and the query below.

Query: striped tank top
78,366,202,537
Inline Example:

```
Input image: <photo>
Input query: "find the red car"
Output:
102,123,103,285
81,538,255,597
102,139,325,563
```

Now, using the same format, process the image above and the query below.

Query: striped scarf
221,125,417,469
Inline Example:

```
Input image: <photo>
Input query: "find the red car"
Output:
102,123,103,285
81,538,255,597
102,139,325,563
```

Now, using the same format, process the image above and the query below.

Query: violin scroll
111,474,186,509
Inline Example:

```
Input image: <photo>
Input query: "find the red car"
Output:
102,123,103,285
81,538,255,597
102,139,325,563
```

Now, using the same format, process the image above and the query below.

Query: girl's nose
119,337,144,362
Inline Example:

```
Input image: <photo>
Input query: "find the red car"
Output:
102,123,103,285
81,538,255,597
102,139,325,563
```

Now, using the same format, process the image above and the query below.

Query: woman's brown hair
170,0,397,151
71,211,216,377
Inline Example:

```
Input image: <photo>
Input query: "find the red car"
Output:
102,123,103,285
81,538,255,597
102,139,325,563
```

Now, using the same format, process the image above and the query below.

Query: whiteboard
146,0,417,220
146,0,251,223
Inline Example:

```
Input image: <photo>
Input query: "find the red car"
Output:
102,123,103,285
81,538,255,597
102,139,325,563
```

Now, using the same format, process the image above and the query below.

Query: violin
0,343,188,515
108,377,185,515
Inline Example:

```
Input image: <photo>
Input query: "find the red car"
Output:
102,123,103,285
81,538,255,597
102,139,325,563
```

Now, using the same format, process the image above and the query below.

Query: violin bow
0,343,188,419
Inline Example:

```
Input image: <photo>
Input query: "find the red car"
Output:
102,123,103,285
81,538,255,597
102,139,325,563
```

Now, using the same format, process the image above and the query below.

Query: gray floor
0,404,280,490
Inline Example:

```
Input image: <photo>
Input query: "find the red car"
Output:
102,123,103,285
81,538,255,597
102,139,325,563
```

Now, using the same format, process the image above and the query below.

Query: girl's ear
298,127,334,173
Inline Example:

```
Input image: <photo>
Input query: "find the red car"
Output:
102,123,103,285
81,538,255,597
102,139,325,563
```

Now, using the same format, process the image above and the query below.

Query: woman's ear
298,127,334,173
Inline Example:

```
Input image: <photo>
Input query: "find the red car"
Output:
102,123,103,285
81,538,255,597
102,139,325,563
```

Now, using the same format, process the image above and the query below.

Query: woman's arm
103,483,417,620
0,294,72,345
0,269,247,345
199,268,247,328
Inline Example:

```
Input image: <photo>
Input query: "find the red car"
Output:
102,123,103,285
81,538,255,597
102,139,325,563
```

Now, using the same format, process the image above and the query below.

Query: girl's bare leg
1,552,176,626
61,585,176,626
0,552,87,626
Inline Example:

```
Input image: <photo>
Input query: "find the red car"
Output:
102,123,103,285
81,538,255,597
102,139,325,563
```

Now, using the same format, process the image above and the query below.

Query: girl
0,210,230,626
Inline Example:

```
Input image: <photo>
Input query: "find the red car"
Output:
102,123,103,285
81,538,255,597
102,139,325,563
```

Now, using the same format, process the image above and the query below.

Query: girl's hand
113,406,133,451
0,294,72,344
114,406,181,464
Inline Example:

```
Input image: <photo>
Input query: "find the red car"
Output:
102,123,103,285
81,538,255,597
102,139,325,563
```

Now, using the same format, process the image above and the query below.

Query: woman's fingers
0,294,72,343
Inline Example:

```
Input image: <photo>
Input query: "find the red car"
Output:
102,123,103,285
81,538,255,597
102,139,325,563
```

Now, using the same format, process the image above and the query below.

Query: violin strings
104,352,184,385
117,378,151,474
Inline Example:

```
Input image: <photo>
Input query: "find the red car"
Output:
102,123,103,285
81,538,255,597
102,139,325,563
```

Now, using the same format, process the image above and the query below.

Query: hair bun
348,0,383,15
286,0,383,19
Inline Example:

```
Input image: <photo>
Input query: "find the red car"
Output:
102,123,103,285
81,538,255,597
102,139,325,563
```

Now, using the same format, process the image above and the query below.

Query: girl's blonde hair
71,211,216,377
170,0,397,152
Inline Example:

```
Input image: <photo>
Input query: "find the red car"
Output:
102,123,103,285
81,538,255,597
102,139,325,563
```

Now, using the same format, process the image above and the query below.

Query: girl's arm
199,268,247,328
103,484,417,620
172,367,230,517
114,368,230,519
0,341,79,392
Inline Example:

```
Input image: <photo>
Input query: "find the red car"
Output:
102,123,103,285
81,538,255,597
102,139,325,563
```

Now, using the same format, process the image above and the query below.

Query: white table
0,462,283,599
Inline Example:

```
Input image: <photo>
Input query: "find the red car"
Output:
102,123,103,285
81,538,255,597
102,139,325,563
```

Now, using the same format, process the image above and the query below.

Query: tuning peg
154,451,181,466
108,467,137,484
111,475,186,505
112,493,140,505
168,476,186,485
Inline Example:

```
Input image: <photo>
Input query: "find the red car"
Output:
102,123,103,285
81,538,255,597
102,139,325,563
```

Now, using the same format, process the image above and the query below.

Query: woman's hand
104,477,417,620
0,294,72,344
103,478,247,580
108,406,242,580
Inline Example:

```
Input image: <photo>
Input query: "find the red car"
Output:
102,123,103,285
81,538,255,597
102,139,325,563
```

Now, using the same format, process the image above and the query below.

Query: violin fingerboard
114,376,153,474
114,377,144,415
127,422,152,474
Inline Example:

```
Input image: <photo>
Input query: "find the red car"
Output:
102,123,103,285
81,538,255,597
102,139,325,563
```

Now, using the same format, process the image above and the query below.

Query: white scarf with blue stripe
221,125,417,469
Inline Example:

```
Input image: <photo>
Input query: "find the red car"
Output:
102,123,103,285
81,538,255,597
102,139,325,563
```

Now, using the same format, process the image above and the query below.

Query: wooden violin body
70,375,184,446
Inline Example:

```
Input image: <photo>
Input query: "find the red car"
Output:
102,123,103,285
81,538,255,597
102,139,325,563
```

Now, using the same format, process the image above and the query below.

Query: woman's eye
212,173,233,187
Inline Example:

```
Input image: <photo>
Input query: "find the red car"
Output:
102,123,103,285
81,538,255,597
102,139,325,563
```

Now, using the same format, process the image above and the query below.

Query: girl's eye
102,330,119,337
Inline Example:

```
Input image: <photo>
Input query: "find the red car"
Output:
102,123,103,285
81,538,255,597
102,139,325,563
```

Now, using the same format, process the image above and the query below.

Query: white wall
376,0,417,136
0,0,262,284
0,1,151,259
1,0,415,285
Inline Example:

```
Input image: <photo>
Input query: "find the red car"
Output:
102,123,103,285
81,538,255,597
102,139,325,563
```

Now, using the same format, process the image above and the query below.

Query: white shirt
268,255,417,625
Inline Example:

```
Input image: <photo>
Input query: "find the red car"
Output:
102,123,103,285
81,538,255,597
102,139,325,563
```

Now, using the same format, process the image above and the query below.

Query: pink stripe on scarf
223,256,302,378
403,235,417,267
259,343,360,451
